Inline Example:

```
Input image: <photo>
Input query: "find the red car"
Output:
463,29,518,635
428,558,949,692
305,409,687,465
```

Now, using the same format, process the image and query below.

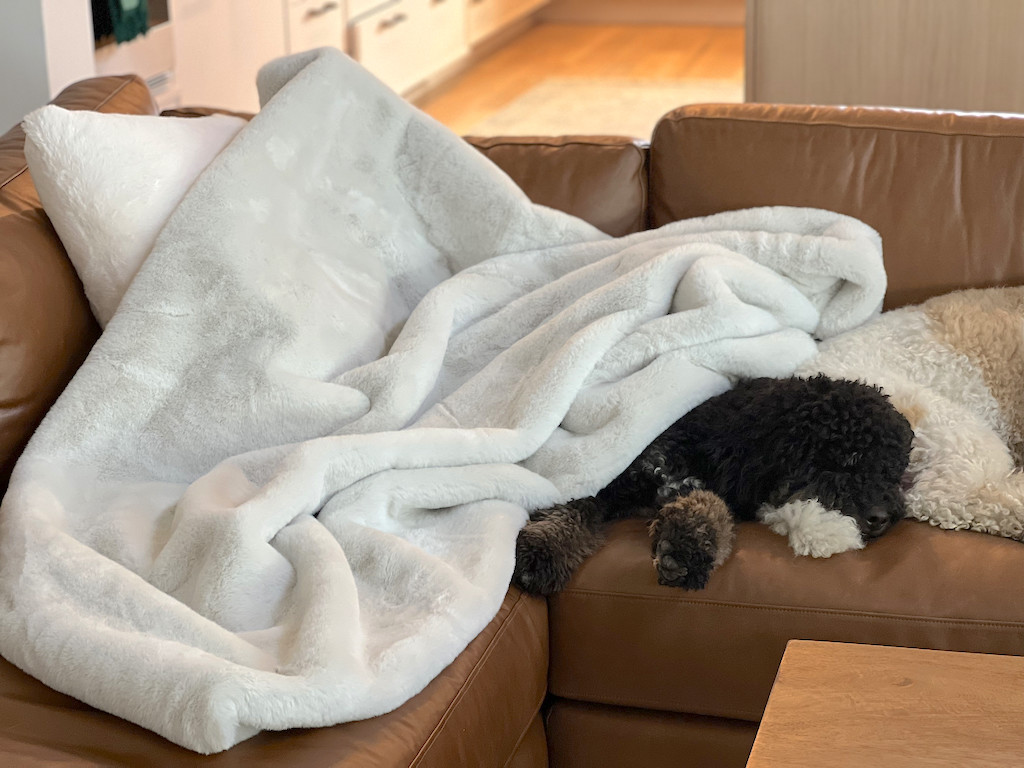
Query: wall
0,0,96,131
0,3,51,130
40,0,96,96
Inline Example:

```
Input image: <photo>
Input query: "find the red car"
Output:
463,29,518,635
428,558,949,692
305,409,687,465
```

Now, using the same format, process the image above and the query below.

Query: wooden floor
419,24,745,135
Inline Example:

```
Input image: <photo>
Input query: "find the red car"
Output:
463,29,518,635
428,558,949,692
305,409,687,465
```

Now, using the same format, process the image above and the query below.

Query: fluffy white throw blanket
0,49,887,753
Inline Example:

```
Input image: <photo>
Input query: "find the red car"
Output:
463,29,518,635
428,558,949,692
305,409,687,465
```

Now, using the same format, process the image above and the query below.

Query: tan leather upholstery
0,75,155,488
508,715,549,768
650,104,1024,309
466,136,649,237
0,588,547,766
549,519,1024,724
546,701,756,768
5,82,1024,768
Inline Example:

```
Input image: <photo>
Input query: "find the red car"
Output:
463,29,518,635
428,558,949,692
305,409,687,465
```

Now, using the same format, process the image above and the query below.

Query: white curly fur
797,298,1024,541
758,499,865,557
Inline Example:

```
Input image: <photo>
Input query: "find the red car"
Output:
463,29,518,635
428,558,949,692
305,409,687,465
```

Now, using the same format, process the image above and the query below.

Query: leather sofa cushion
547,700,756,768
549,518,1024,723
467,136,649,237
649,104,1024,309
0,588,547,766
0,75,156,489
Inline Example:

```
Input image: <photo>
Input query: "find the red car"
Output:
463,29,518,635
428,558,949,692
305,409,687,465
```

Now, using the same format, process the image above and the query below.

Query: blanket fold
0,48,887,753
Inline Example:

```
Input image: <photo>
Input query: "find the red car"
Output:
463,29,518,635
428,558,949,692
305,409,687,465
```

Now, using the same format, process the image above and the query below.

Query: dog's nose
864,508,890,536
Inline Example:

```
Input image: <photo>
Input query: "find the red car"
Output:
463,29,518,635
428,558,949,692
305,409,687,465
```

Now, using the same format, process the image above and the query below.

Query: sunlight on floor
418,23,745,139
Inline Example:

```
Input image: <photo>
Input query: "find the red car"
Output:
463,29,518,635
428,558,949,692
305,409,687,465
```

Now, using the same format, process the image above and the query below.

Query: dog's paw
512,524,574,595
651,533,715,589
649,490,735,590
512,506,597,596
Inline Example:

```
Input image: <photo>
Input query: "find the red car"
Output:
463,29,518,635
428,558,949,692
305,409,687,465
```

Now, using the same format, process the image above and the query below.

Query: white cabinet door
170,0,287,112
349,0,471,95
422,0,468,75
349,0,424,95
286,0,346,54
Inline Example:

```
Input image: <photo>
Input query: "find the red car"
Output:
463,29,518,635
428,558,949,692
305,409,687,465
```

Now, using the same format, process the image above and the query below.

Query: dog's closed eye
841,452,861,467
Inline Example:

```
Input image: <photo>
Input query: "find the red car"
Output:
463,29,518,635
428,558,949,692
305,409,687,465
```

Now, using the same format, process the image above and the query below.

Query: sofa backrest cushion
164,116,652,239
467,136,649,237
650,104,1024,309
0,75,156,489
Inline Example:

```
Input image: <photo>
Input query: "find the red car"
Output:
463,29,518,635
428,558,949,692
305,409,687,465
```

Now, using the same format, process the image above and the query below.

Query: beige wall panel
747,0,1024,112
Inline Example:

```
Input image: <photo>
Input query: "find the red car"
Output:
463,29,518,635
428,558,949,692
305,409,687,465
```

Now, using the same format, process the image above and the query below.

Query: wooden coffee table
746,640,1024,767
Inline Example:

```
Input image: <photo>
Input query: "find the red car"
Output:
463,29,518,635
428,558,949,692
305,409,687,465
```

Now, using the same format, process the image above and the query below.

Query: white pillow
23,106,246,327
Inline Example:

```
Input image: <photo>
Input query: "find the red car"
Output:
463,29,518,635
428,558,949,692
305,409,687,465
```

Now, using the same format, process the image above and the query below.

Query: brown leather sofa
2,75,1024,767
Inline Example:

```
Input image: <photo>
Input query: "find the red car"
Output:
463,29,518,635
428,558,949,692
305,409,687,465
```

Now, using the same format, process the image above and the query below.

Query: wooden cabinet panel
746,0,1024,112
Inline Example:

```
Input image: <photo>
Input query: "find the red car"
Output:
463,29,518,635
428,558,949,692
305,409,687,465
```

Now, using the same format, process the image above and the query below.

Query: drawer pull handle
304,1,338,20
431,0,448,4
378,12,408,31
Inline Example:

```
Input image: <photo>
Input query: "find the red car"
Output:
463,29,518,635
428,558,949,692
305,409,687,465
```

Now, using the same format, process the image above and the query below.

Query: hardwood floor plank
418,23,745,134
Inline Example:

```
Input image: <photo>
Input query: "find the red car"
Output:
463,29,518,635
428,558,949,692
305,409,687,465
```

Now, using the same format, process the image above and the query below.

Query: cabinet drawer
349,0,392,19
349,0,424,94
468,0,548,46
287,0,345,53
423,0,468,73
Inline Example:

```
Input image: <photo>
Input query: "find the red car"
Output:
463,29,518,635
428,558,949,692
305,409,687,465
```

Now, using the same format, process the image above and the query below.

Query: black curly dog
513,375,914,595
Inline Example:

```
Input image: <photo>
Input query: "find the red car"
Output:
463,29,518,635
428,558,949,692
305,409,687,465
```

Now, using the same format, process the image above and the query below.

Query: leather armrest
0,589,548,766
650,103,1024,309
0,75,154,490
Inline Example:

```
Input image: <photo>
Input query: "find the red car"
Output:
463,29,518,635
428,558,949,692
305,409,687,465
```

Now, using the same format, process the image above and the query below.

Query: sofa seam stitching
0,76,137,191
470,138,645,150
553,591,1024,628
655,112,1024,141
548,691,761,722
411,592,530,766
500,685,547,768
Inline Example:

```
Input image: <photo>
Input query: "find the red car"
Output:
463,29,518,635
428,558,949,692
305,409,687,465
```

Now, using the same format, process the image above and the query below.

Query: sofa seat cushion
549,518,1024,722
0,588,547,767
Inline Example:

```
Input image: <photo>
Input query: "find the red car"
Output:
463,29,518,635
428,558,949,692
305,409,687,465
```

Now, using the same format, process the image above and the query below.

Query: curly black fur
513,375,914,595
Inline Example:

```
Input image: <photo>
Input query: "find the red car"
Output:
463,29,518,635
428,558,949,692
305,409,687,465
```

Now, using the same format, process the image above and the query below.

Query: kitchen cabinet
349,1,423,94
286,0,347,54
169,0,288,113
349,0,467,95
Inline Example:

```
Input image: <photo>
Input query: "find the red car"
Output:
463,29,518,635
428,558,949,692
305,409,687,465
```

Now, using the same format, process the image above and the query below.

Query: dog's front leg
649,490,735,589
512,497,609,596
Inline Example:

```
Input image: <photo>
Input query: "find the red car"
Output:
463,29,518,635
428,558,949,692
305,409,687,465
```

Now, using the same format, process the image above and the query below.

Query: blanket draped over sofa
0,49,887,753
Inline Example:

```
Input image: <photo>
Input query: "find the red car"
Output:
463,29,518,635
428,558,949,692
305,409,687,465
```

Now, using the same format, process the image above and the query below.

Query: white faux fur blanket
800,286,1024,541
0,49,887,753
